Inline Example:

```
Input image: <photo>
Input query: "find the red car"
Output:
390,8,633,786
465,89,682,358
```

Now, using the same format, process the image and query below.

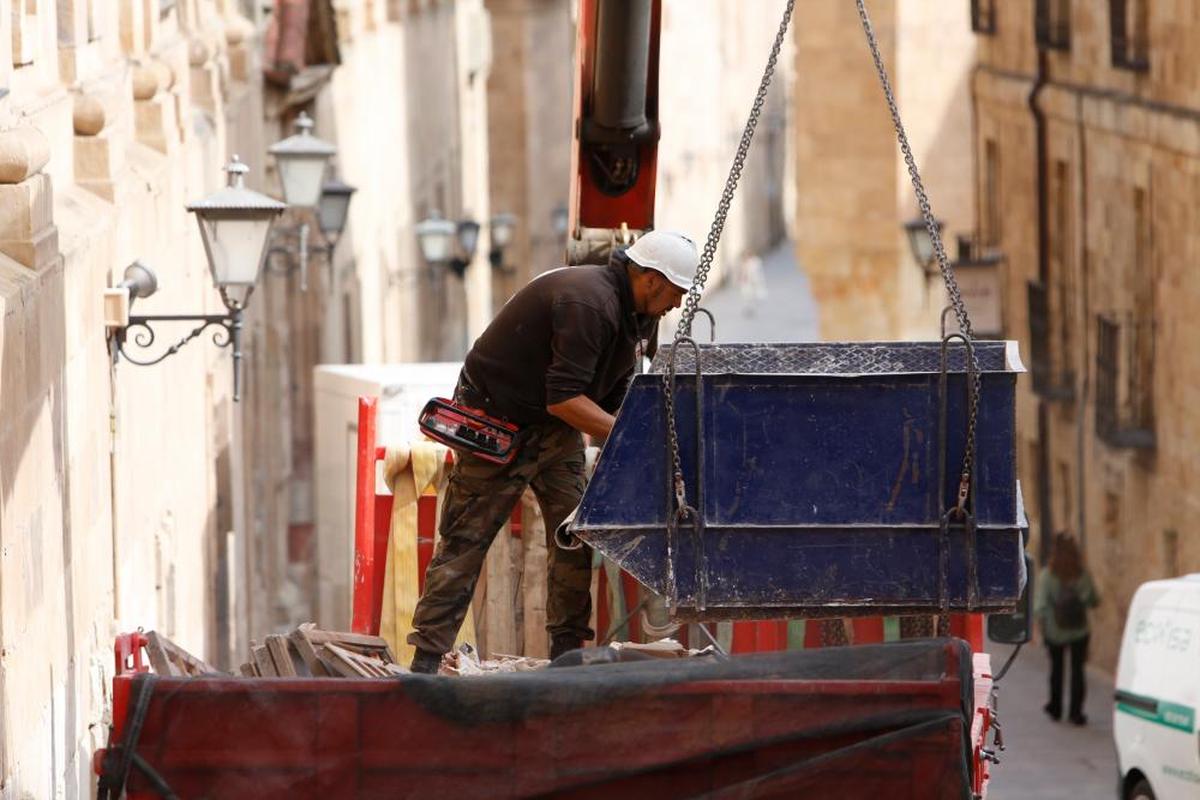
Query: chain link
663,0,795,515
854,0,982,502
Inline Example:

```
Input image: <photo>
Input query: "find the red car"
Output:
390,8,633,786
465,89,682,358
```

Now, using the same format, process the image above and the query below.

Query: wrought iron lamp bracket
264,215,337,291
112,298,246,400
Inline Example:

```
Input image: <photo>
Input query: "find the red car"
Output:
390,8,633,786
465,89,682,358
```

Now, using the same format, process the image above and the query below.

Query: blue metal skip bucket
570,341,1028,620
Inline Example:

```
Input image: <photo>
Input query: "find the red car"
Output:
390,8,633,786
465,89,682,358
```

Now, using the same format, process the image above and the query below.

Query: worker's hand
547,395,616,440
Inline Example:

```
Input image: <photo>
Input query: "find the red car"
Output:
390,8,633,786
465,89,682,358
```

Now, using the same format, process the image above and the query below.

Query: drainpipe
1075,91,1090,556
1029,43,1053,564
109,347,123,620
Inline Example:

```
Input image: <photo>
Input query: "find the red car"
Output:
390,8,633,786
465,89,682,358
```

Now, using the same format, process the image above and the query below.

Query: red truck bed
96,395,994,798
99,639,977,799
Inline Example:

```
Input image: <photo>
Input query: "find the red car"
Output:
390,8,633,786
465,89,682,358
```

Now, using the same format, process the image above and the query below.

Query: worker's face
639,271,687,317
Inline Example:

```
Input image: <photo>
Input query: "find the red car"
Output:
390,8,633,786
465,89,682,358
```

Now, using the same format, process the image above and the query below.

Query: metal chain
855,0,982,506
663,0,795,513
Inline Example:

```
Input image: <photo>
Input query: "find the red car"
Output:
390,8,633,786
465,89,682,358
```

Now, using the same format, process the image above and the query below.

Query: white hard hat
625,230,699,290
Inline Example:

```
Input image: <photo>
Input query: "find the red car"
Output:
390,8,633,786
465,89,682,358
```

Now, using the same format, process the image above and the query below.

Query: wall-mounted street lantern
902,216,945,276
108,157,286,401
266,173,357,291
488,212,517,272
263,112,347,292
415,211,480,278
267,111,337,207
317,177,357,247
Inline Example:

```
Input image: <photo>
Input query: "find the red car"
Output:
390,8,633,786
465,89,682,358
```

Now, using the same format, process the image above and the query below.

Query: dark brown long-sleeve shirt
461,263,653,425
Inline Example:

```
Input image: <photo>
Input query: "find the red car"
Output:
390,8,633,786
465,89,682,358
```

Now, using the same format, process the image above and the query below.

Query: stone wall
656,0,791,290
0,2,259,794
973,0,1200,670
794,0,977,341
0,0,494,794
485,0,574,304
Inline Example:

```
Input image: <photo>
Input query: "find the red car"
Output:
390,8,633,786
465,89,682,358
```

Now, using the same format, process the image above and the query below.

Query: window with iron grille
1028,280,1072,401
1095,313,1155,449
1095,314,1119,437
1110,0,1149,71
971,0,997,34
1035,0,1071,50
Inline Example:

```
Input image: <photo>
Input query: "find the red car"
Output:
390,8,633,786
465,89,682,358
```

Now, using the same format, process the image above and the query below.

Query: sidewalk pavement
672,241,819,343
986,642,1119,799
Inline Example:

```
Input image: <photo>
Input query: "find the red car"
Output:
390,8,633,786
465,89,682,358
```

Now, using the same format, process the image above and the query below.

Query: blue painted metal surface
570,341,1028,620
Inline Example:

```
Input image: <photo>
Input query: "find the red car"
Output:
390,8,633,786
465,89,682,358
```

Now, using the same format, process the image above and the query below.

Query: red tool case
95,395,994,799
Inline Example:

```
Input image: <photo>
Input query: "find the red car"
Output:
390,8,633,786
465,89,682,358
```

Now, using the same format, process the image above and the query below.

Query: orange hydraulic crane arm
566,0,662,265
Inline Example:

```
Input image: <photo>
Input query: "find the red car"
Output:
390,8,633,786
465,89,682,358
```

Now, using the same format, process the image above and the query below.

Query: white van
1114,574,1200,800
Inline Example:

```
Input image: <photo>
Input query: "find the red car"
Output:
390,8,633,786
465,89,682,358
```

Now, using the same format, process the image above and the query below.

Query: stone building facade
793,0,978,341
484,0,575,304
971,0,1200,668
0,0,801,791
0,0,493,794
655,0,792,287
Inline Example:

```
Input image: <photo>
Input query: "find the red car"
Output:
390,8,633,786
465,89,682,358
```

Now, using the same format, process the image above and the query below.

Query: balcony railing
1027,280,1074,401
1096,312,1155,449
1110,0,1149,71
1035,0,1071,50
970,0,997,34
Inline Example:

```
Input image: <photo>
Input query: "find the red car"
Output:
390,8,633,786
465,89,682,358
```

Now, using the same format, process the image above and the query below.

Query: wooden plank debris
144,631,225,677
236,624,409,679
295,623,396,663
252,644,276,677
320,643,408,678
266,634,298,677
289,627,333,677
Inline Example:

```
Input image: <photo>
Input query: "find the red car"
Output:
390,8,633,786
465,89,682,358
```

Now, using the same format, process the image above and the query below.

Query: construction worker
408,230,700,673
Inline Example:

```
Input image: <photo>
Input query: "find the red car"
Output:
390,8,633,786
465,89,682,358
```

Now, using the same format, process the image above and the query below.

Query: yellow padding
378,442,476,663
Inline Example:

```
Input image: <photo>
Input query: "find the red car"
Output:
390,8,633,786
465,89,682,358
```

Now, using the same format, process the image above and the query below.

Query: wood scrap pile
440,643,550,676
239,623,408,678
143,628,706,681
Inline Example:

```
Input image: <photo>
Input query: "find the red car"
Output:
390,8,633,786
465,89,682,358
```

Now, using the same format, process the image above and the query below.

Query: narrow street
986,643,1119,799
680,241,819,342
5,1,1193,794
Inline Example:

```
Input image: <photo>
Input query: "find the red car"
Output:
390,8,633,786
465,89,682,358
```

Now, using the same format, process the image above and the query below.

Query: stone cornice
975,65,1200,158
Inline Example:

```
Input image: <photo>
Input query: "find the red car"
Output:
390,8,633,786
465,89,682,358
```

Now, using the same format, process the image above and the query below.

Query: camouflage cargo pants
407,417,593,656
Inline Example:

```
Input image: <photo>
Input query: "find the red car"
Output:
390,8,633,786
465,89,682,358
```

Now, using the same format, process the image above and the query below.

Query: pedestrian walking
1034,532,1100,725
737,253,767,316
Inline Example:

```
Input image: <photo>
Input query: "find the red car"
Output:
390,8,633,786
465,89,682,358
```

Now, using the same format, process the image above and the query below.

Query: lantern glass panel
490,214,516,248
278,154,329,207
457,219,481,260
416,217,457,263
197,214,275,286
318,189,352,236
